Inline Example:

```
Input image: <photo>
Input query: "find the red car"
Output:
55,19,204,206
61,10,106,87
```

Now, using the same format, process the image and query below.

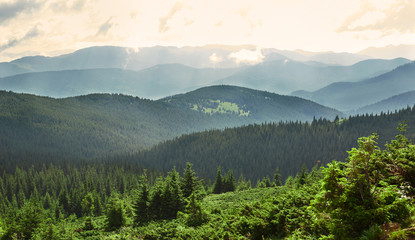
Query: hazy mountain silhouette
2,45,381,79
215,58,410,94
353,90,415,115
292,62,415,111
0,65,240,99
2,56,408,98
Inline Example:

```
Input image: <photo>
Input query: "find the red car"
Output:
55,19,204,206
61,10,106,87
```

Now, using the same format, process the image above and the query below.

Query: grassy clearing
191,99,250,116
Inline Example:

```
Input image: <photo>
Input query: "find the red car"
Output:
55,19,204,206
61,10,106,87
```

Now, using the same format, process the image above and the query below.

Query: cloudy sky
0,0,414,61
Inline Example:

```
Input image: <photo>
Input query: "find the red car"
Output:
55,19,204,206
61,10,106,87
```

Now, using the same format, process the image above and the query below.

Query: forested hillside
131,107,415,182
0,86,340,160
0,126,414,239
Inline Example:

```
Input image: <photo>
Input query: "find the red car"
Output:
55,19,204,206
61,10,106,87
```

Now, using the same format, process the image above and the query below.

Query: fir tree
213,166,223,194
223,169,236,192
105,193,126,231
133,172,149,225
181,162,198,199
273,167,282,186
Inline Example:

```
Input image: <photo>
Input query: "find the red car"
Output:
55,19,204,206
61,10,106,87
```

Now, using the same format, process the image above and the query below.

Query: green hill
131,106,415,182
162,85,342,123
0,86,341,160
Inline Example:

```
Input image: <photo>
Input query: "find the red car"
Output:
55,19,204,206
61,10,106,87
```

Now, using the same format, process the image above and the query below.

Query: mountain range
215,58,410,94
1,44,415,116
0,45,410,99
354,90,415,115
292,61,415,111
1,45,373,77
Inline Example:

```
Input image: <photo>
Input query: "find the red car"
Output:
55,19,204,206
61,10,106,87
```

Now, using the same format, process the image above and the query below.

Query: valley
1,45,415,240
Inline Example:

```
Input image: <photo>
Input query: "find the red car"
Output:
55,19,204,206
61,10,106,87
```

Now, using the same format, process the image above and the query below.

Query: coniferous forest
0,106,415,239
2,1,415,239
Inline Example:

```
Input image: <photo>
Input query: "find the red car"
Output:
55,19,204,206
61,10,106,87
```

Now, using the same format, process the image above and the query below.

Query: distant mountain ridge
353,90,415,115
0,65,240,99
292,61,415,111
215,58,411,94
1,45,376,79
0,57,409,98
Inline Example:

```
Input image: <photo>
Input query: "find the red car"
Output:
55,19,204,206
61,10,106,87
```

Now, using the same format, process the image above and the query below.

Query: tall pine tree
133,172,149,225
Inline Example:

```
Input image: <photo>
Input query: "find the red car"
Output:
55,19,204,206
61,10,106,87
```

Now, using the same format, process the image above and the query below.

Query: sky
0,0,414,61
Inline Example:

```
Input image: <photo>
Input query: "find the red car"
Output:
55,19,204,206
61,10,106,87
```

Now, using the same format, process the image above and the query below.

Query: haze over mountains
0,45,413,103
293,61,415,111
0,45,374,77
0,44,414,115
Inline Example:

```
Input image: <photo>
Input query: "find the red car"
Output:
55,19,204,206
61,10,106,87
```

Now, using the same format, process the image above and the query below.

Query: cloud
0,26,40,52
96,17,115,36
184,19,194,26
49,0,87,12
337,0,415,35
209,53,223,63
228,48,264,64
158,2,184,33
237,5,262,32
0,0,42,23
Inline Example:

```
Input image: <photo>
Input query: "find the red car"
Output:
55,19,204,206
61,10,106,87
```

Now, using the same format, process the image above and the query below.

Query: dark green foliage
181,162,198,199
273,167,282,186
223,170,236,193
105,193,126,231
313,132,413,238
148,177,163,220
236,174,251,191
161,169,184,219
2,199,44,240
213,166,223,194
383,122,415,197
183,193,208,227
82,192,95,230
256,176,273,188
296,163,308,187
212,167,236,194
133,172,149,225
0,86,341,161
134,106,415,183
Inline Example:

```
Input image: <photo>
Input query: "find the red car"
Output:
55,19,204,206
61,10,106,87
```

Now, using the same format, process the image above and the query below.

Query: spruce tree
81,192,95,230
181,162,198,198
274,167,282,186
184,192,207,226
149,177,163,220
213,166,223,194
105,193,126,231
162,168,184,219
133,172,149,225
223,170,235,192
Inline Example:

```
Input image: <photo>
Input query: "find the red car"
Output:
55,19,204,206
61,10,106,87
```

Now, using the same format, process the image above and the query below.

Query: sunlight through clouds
0,0,414,61
228,48,264,64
